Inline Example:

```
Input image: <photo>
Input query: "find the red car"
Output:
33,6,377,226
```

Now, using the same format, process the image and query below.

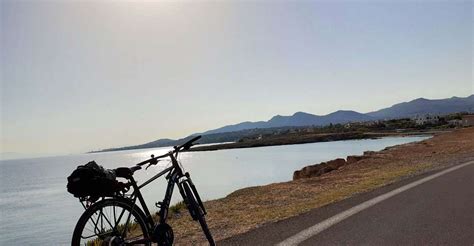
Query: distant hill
94,95,473,152
202,110,373,135
367,95,474,119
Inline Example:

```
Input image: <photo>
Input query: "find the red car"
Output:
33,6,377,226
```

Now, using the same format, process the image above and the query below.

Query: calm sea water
0,136,428,245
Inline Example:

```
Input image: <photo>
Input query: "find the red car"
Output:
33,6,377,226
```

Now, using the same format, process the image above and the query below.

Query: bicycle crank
153,223,174,246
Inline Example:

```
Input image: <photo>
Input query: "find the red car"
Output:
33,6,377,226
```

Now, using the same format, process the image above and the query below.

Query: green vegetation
169,200,187,215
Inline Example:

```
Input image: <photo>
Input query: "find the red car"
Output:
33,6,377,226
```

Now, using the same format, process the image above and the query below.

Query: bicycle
71,136,215,245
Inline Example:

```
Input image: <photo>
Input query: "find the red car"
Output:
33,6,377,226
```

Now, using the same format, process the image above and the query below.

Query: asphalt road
220,160,474,246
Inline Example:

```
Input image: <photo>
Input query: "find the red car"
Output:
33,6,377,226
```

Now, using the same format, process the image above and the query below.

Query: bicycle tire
71,198,151,246
182,181,215,246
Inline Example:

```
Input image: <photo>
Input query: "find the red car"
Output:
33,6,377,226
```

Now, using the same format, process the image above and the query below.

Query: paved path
220,160,474,246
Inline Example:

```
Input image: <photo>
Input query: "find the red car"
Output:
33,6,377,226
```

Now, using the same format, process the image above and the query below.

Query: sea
0,136,429,245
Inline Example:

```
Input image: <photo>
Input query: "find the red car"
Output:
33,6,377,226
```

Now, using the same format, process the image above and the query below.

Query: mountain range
366,96,474,119
201,95,473,135
96,95,473,152
201,110,374,135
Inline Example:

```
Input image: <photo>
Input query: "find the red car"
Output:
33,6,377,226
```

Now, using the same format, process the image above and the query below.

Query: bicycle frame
124,152,188,230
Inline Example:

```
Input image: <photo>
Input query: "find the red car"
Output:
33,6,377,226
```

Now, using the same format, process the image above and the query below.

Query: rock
317,166,334,176
293,165,316,180
363,151,376,156
294,164,321,180
346,155,364,164
326,158,346,169
293,158,347,180
302,164,324,177
293,170,303,180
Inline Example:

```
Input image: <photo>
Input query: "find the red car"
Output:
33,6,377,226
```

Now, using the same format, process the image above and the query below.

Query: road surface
220,160,474,246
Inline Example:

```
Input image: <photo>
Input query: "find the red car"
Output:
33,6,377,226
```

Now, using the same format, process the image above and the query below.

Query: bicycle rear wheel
181,181,215,246
72,198,151,246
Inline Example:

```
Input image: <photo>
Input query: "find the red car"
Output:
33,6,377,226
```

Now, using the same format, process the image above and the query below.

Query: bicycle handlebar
134,135,202,168
177,135,202,151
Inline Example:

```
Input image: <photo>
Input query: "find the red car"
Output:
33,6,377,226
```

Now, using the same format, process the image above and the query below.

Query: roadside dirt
167,127,474,245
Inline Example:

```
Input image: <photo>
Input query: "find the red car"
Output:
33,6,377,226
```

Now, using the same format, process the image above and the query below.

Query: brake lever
146,155,160,170
146,160,161,170
183,142,198,151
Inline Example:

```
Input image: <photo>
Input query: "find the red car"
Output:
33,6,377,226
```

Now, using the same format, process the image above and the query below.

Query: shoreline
188,130,441,152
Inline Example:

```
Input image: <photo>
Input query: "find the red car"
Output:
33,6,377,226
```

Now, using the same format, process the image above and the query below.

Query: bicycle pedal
155,202,163,208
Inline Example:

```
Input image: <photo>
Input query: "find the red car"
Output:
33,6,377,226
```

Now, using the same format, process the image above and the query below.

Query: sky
1,0,473,158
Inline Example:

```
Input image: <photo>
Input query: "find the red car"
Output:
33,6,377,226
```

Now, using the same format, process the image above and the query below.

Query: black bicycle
71,136,215,245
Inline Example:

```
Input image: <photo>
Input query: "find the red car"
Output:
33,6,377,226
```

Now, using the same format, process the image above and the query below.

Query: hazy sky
1,0,472,157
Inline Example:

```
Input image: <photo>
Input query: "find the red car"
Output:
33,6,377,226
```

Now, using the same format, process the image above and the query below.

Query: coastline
188,130,442,152
164,127,474,245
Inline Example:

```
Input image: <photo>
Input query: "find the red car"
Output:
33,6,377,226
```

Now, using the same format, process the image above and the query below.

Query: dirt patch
167,127,474,245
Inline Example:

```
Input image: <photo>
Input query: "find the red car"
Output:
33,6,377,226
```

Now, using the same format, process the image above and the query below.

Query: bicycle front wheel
71,198,151,246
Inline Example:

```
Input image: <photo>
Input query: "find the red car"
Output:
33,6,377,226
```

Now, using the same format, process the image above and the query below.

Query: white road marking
276,160,474,246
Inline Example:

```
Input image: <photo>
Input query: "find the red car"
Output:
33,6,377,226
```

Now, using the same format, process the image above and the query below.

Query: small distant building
414,115,439,125
461,115,474,127
362,120,378,126
414,116,426,125
448,119,463,127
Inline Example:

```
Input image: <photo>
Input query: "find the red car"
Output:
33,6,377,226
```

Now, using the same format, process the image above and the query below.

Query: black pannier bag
67,161,125,199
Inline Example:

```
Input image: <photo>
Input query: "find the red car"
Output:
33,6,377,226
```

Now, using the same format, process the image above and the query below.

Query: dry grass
166,127,474,245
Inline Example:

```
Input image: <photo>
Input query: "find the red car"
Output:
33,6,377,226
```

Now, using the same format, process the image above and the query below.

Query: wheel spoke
99,207,116,231
113,203,117,226
121,207,134,238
